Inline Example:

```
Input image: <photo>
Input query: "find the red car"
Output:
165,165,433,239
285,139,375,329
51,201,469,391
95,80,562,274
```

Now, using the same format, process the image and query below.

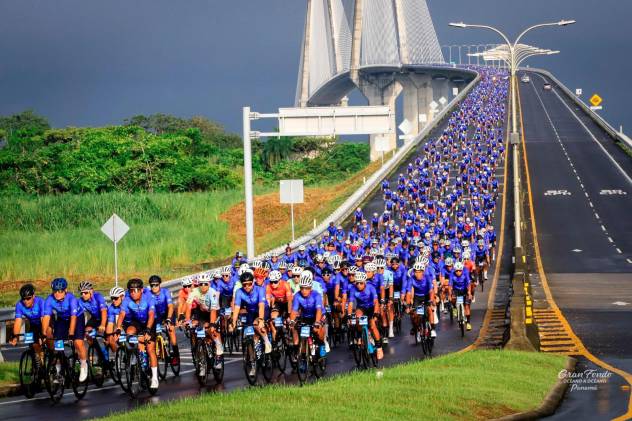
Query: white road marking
601,225,607,232
616,248,622,254
627,258,632,264
608,237,614,243
612,301,630,306
572,249,582,253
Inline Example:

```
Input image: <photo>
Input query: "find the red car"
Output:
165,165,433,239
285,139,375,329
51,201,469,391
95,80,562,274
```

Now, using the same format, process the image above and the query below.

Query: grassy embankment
0,160,380,306
101,350,567,421
0,362,19,387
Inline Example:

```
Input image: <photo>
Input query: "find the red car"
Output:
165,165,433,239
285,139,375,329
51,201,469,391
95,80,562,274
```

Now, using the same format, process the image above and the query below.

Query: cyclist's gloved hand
98,325,106,334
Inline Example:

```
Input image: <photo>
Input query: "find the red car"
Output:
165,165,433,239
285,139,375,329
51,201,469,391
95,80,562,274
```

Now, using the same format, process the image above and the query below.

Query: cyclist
116,278,159,391
42,278,88,383
10,284,45,368
230,271,272,355
105,286,126,354
77,281,107,336
449,262,473,331
176,277,193,326
347,272,383,360
289,271,325,353
474,239,490,282
146,275,179,366
266,270,293,339
184,273,223,371
406,261,437,339
375,257,395,338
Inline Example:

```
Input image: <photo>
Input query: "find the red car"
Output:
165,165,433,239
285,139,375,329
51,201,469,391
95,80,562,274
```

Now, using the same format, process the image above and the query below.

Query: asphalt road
0,87,508,420
519,70,632,420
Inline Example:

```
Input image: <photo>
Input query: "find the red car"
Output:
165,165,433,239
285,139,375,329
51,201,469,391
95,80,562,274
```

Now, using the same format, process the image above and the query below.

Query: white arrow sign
398,119,412,135
101,213,129,286
544,190,571,196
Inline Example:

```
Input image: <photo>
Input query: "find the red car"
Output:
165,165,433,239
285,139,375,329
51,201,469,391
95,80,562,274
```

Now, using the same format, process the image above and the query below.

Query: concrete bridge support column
357,75,403,162
401,74,433,137
432,78,450,112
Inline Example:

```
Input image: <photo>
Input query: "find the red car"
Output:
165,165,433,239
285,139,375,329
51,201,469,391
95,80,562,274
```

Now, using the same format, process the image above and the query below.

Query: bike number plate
128,336,138,344
416,306,425,315
300,326,311,338
24,332,34,344
156,324,162,334
196,328,206,338
240,316,247,324
324,305,331,314
54,340,64,351
88,330,96,338
119,333,127,343
358,316,368,326
393,292,401,300
456,296,464,305
274,317,283,327
244,326,255,337
224,307,232,316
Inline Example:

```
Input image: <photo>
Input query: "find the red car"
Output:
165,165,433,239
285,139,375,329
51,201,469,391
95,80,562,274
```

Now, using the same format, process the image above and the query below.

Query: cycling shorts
53,316,85,340
192,308,211,324
271,302,289,316
122,319,156,337
412,294,432,308
356,307,375,319
453,289,471,305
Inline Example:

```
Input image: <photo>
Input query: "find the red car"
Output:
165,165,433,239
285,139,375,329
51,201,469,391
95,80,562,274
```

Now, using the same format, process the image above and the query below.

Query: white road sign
101,214,129,243
575,88,582,96
452,87,459,96
280,180,304,204
429,101,438,110
438,97,447,106
374,136,390,152
398,119,412,135
418,113,427,123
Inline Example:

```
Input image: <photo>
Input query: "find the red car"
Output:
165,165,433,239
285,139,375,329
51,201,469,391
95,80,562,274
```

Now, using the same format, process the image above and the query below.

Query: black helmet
240,272,254,283
19,283,35,299
431,251,441,260
127,278,143,290
148,275,162,285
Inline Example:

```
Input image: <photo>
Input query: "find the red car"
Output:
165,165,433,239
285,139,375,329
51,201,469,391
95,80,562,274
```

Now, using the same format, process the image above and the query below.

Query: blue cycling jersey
449,272,471,291
367,273,382,291
391,265,407,289
292,290,322,318
14,296,45,325
106,303,130,324
43,293,81,320
144,287,172,319
216,278,236,298
78,291,107,320
121,295,155,324
407,271,433,296
234,286,266,316
349,284,378,309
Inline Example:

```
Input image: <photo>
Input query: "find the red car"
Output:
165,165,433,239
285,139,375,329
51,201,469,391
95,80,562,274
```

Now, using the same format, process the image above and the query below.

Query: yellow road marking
517,76,632,421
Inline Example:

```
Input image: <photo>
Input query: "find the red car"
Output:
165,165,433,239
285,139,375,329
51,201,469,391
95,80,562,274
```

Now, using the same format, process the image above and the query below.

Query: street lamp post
449,19,575,268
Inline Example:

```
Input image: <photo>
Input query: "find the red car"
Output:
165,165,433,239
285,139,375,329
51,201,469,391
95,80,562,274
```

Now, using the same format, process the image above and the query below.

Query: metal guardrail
0,68,481,344
526,67,632,149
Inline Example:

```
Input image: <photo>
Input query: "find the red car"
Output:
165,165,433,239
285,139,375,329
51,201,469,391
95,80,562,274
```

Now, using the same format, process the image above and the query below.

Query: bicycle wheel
20,349,38,398
212,352,224,384
276,339,288,374
70,354,88,400
458,306,465,338
115,347,128,390
45,353,65,404
296,340,309,385
156,335,167,381
313,354,327,378
243,341,258,385
261,352,274,383
126,351,142,398
194,341,208,387
350,330,362,367
426,322,434,356
167,340,181,377
88,344,105,388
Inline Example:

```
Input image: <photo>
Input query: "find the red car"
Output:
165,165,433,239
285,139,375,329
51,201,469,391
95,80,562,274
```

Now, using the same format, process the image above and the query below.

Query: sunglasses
53,289,65,293
182,285,192,289
270,280,279,284
222,274,230,277
23,296,34,301
111,295,122,301
150,283,160,288
129,288,142,293
199,282,210,286
242,282,253,287
292,275,300,278
80,291,91,296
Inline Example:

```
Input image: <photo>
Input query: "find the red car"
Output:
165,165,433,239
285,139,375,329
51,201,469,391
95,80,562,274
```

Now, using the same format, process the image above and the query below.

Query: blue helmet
51,277,68,291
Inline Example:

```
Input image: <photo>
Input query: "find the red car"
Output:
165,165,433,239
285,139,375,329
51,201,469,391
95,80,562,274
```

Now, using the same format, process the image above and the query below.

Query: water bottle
319,345,326,357
255,339,262,359
102,345,109,361
140,351,148,370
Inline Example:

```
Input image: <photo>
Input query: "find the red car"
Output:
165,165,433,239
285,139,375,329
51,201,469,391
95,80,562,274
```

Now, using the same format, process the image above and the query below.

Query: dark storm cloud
0,0,630,134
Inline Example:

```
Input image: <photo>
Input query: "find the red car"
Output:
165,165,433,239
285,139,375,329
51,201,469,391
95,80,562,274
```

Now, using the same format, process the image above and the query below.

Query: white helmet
109,286,125,298
252,260,263,268
221,265,232,275
238,263,251,275
463,251,472,259
269,270,282,282
364,262,377,272
181,277,193,287
292,266,303,276
413,261,426,271
299,271,313,287
454,262,465,271
212,270,221,279
348,266,358,274
355,272,367,282
374,258,386,268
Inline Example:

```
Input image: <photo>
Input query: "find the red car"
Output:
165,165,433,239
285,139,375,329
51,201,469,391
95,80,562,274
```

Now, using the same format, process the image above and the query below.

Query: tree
0,110,50,139
262,136,292,170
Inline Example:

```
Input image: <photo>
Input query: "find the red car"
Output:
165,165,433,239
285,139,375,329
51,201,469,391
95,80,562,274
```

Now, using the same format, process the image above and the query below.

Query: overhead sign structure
101,213,129,287
276,106,394,137
280,179,304,242
589,94,602,107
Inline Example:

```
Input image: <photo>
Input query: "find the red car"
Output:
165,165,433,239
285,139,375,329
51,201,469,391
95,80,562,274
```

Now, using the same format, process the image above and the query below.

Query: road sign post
280,180,304,242
101,214,129,287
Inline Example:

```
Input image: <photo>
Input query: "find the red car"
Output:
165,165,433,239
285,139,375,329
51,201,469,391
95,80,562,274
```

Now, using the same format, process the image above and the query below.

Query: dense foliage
0,110,369,195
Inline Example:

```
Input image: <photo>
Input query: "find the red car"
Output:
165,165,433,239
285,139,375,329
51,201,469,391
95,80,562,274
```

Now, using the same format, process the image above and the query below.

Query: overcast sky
0,0,630,134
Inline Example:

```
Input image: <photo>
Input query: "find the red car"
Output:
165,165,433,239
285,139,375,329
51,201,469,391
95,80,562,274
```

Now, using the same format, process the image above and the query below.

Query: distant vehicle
543,83,552,91
521,75,530,83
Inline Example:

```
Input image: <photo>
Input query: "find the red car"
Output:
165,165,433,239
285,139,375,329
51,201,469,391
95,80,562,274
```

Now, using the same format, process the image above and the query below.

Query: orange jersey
266,281,291,303
464,260,475,274
179,288,196,308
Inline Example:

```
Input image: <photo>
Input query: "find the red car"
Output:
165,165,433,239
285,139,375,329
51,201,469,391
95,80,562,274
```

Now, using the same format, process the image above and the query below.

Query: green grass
0,362,19,387
99,350,566,421
0,190,250,304
616,140,632,158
